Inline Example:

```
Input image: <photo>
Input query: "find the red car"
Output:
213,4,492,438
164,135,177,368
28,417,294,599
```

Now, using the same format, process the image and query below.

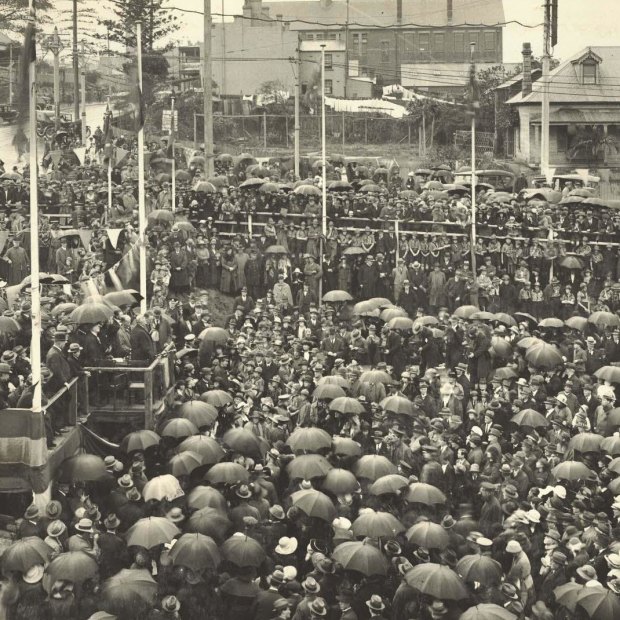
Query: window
381,41,390,62
328,32,337,40
325,53,333,70
433,32,445,60
453,32,464,61
418,32,430,60
557,126,568,152
306,33,314,40
348,59,359,77
484,31,496,51
583,60,597,84
324,79,333,95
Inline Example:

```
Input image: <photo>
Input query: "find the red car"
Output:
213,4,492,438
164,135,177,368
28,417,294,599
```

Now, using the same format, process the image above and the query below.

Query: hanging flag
73,147,86,166
106,228,122,249
115,147,129,168
50,150,62,166
5,284,21,309
115,245,140,288
467,63,480,116
0,231,10,254
77,229,93,249
80,277,100,299
127,63,145,132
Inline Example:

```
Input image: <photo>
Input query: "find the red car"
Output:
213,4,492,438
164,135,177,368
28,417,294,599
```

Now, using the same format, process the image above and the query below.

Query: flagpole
28,1,42,414
106,98,112,226
137,21,147,314
469,42,477,280
319,44,327,310
171,95,176,212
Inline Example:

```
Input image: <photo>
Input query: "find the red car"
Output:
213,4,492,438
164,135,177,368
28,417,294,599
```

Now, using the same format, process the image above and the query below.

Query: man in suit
233,286,255,315
130,314,156,365
321,326,346,371
45,327,72,430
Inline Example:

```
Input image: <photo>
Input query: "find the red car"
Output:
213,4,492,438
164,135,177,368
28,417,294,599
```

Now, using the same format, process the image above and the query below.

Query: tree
568,125,618,163
98,0,179,52
0,0,52,33
256,80,290,113
407,96,468,154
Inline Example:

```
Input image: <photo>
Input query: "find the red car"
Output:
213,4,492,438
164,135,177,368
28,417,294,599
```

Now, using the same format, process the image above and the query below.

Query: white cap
553,485,567,499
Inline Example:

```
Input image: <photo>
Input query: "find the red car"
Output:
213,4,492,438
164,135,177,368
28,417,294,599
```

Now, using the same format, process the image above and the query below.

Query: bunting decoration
73,147,86,166
106,229,122,250
77,229,93,249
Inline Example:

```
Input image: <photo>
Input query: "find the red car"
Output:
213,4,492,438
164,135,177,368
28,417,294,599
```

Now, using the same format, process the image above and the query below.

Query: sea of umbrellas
0,290,620,620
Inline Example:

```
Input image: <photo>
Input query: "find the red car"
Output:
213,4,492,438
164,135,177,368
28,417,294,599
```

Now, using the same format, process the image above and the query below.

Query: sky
169,0,620,63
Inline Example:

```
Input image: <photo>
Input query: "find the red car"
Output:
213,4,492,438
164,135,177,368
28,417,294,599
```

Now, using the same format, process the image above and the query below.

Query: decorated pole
137,21,147,314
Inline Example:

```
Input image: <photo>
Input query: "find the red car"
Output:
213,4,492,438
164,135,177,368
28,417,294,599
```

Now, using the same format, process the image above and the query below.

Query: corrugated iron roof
507,46,620,105
530,108,620,125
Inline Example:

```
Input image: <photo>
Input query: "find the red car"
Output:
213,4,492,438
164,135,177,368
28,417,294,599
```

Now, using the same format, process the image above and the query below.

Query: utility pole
137,21,148,314
8,43,13,105
81,39,87,145
469,42,478,278
540,0,551,180
43,28,64,130
294,47,300,179
72,0,80,121
203,0,214,176
343,0,349,98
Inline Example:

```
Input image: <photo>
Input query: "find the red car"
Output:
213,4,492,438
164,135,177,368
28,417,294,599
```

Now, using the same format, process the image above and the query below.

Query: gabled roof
495,68,542,91
258,0,505,30
0,31,19,48
507,46,620,105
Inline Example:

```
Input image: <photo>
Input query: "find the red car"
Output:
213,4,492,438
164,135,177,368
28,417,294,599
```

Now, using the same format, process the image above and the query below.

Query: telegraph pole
81,39,87,145
540,1,550,179
294,46,300,179
469,42,478,278
8,43,13,105
203,0,214,176
72,0,80,120
43,28,63,130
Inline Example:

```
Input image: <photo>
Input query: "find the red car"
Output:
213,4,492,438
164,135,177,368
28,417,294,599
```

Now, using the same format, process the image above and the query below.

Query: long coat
169,249,189,290
428,269,447,307
5,245,29,285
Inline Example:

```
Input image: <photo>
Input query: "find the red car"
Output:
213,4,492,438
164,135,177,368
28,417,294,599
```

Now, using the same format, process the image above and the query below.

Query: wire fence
192,113,418,150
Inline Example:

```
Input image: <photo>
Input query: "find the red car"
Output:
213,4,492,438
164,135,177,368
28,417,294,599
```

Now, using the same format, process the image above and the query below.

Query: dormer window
582,60,597,84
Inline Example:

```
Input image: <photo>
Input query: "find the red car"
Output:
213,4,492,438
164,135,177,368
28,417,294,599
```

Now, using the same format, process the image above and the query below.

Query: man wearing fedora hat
253,569,286,620
98,513,129,579
18,504,44,539
67,518,99,556
231,484,261,531
365,595,387,620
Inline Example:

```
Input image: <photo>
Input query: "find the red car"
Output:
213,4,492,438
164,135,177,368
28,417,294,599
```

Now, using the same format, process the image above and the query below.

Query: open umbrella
516,336,543,349
456,555,503,585
287,427,333,453
205,462,250,485
552,460,593,481
2,537,52,574
511,408,549,428
43,552,98,591
554,582,586,612
318,375,350,389
329,180,353,192
538,317,564,328
147,209,174,223
609,478,620,495
332,540,388,577
470,311,495,321
69,302,114,324
405,482,447,505
491,337,512,358
168,451,204,477
175,169,192,183
459,605,516,620
199,327,230,343
352,510,405,538
454,305,480,319
492,313,516,327
103,290,142,307
161,418,198,440
178,436,224,464
291,489,337,521
258,182,279,194
200,390,233,407
406,521,450,549
359,370,393,385
186,507,231,541
142,474,185,502
594,366,620,384
332,437,362,457
120,430,160,453
169,533,221,572
58,454,109,483
126,517,180,549
343,247,367,256
526,342,563,369
50,302,78,317
322,290,353,303
601,437,620,457
0,316,21,336
589,311,620,328
187,486,228,512
223,428,265,458
179,401,218,428
380,307,409,322
221,535,265,568
566,316,588,331
294,184,321,196
330,396,366,415
287,454,333,479
369,474,409,496
353,455,398,481
493,367,518,381
193,181,217,194
576,586,620,620
313,384,346,400
101,568,157,616
405,563,470,600
387,317,414,331
323,468,359,495
569,433,604,453
380,395,416,416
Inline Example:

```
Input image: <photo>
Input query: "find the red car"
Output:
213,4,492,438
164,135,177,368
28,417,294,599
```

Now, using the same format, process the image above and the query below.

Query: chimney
447,0,453,25
397,0,403,22
522,42,532,96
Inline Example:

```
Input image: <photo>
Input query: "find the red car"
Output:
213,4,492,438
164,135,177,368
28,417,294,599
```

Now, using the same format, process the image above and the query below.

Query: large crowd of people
0,129,619,620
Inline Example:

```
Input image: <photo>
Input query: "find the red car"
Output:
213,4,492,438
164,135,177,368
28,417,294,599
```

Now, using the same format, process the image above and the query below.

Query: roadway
0,103,108,171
